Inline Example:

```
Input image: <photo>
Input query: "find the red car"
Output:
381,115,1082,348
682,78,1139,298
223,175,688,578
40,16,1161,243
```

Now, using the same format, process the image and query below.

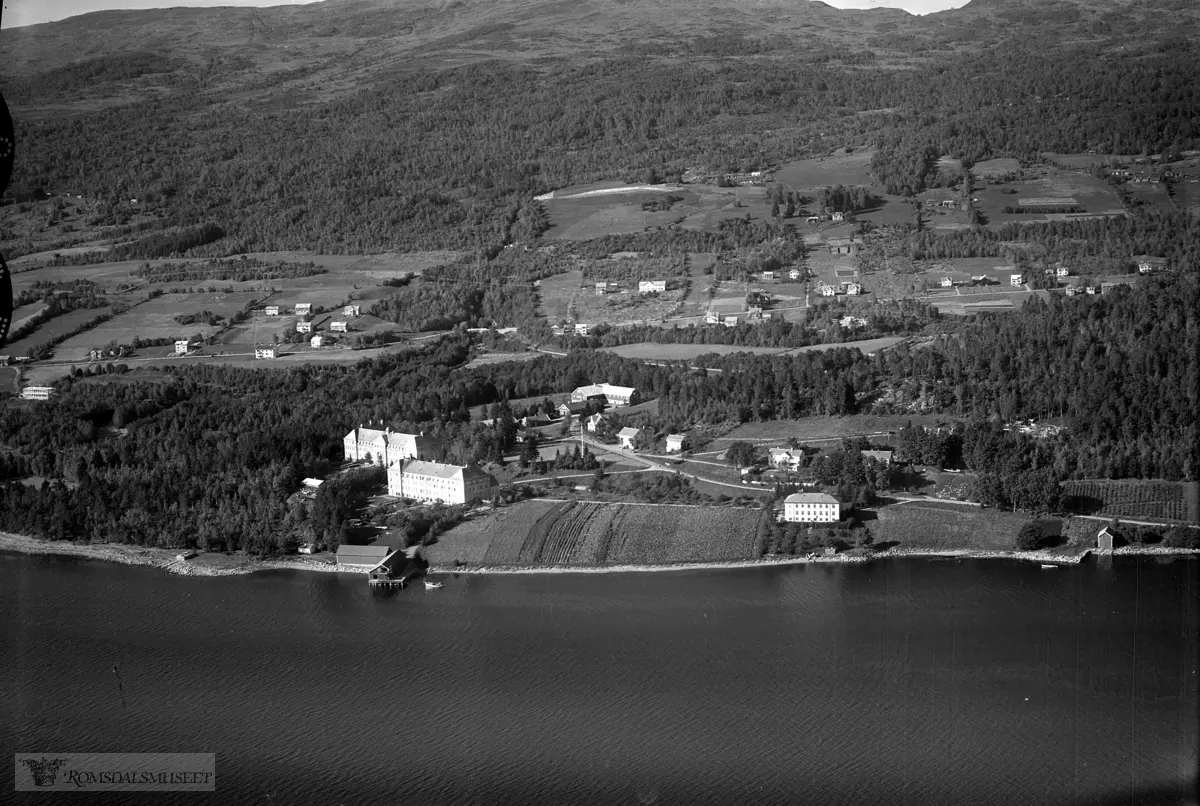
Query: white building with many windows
387,460,497,505
781,492,842,523
343,427,445,466
19,386,55,401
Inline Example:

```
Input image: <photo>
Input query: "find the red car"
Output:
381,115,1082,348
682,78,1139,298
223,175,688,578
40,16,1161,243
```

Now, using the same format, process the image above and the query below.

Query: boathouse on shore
336,544,393,569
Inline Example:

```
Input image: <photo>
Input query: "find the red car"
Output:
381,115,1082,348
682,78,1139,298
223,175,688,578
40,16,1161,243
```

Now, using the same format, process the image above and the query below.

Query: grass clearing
779,337,906,357
871,501,1044,551
601,342,789,361
711,414,950,445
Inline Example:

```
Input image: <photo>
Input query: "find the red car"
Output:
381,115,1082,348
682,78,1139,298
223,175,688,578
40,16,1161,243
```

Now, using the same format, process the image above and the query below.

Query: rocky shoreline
3,532,1195,579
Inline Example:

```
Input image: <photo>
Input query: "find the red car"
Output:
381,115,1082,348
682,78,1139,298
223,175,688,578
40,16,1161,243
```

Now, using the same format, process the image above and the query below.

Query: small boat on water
424,580,444,589
1040,564,1058,569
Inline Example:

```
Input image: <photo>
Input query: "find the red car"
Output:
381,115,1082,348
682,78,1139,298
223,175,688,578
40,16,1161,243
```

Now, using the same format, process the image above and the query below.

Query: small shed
665,434,689,453
1097,526,1117,552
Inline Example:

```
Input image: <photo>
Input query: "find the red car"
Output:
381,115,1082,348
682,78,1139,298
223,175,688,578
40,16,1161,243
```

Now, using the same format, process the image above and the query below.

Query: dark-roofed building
337,544,393,569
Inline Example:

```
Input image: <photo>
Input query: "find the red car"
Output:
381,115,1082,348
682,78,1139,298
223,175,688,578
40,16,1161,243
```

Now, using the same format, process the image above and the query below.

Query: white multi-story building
665,434,689,453
638,280,666,294
255,346,277,359
1010,274,1025,287
387,460,497,505
310,335,324,348
570,383,640,407
343,427,444,466
175,340,191,355
19,386,55,401
296,321,313,333
330,321,348,332
782,492,842,523
294,303,312,316
343,305,361,317
264,306,280,316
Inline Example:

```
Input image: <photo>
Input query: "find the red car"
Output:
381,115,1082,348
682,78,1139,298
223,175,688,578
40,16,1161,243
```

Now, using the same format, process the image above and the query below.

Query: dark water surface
2,553,1197,805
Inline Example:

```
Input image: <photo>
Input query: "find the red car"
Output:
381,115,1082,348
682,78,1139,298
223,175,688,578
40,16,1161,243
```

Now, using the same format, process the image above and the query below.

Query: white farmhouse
639,280,667,294
330,321,348,333
1010,273,1025,287
768,448,804,471
255,346,277,359
264,306,280,316
665,434,689,453
343,305,361,317
175,340,191,355
294,303,312,316
310,335,324,348
781,492,842,523
296,321,313,333
617,427,644,450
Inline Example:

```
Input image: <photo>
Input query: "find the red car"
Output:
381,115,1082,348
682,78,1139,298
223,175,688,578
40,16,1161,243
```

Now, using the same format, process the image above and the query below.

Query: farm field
541,181,773,241
431,499,762,567
601,342,789,361
2,307,115,358
538,269,689,327
973,167,1124,226
970,158,1021,178
1124,183,1177,213
870,501,1042,550
775,150,876,188
49,292,261,361
1061,479,1200,523
780,336,905,357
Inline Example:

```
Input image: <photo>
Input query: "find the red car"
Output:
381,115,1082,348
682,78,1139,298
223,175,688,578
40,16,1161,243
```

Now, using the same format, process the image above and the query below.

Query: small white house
1010,273,1025,287
330,321,348,332
705,311,720,325
255,346,277,359
831,211,845,222
311,335,324,348
723,315,739,328
844,283,862,296
940,277,954,288
1065,285,1082,297
1056,266,1071,277
264,305,280,316
638,280,666,294
595,282,610,295
1135,255,1167,274
819,284,836,297
617,427,643,450
664,434,689,453
343,305,361,317
302,478,324,489
585,413,609,433
768,448,803,471
294,303,312,316
574,323,589,336
174,340,191,355
296,321,313,333
789,268,802,280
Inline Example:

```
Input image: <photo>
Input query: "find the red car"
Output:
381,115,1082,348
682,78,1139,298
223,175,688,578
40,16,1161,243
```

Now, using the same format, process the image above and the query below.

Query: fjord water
2,554,1197,805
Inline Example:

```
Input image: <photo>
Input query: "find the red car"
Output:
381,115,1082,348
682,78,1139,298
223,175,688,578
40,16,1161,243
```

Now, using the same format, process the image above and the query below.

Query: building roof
572,383,637,398
399,460,493,483
618,427,642,438
783,492,840,505
665,433,688,442
336,544,392,561
345,428,439,453
861,450,894,463
559,401,589,412
770,448,802,458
